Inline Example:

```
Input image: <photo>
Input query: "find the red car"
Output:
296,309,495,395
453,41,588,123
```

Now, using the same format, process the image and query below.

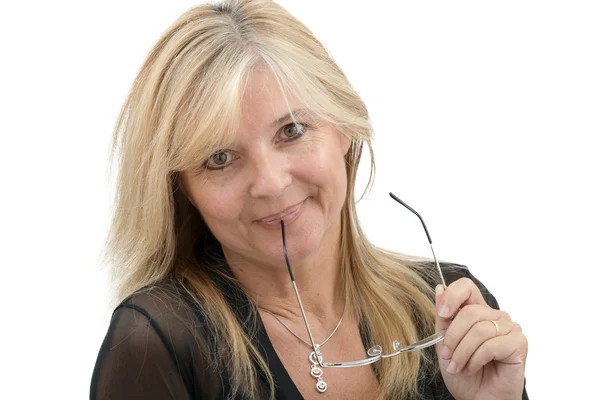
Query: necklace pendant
309,349,327,393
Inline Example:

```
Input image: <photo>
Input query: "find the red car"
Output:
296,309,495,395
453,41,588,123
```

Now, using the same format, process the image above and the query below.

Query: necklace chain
258,303,346,347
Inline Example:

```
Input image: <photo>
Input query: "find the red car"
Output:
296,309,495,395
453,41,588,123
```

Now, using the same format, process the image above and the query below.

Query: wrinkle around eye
204,150,237,170
278,122,310,142
199,121,319,174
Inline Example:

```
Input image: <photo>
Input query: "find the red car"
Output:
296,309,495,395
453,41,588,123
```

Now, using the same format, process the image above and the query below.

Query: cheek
189,184,239,226
204,200,231,221
301,143,347,190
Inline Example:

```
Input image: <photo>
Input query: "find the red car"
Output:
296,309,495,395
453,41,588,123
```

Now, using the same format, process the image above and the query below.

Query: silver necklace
258,304,345,393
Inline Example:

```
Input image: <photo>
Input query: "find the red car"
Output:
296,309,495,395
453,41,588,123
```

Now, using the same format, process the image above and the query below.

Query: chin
266,228,324,266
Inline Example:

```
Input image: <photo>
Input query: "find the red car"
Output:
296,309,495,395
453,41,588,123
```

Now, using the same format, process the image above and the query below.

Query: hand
435,278,528,400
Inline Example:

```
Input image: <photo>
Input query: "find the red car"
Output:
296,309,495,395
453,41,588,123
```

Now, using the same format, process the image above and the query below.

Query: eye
204,150,233,170
280,122,309,141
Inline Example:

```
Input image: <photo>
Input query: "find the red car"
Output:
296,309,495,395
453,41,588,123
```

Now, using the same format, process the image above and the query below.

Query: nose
248,148,292,199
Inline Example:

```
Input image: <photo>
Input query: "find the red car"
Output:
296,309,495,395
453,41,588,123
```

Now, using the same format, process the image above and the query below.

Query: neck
223,221,345,323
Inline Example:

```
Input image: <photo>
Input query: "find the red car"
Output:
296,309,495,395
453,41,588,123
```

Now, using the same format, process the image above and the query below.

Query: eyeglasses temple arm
388,193,447,288
280,221,323,364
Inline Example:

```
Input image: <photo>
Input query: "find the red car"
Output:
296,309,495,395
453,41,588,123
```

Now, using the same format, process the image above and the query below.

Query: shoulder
91,280,220,399
118,279,198,326
112,279,212,364
106,284,194,366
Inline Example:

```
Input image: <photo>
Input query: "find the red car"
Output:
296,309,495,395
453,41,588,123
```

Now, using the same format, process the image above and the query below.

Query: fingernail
435,284,444,297
440,345,452,360
446,360,458,374
438,304,450,318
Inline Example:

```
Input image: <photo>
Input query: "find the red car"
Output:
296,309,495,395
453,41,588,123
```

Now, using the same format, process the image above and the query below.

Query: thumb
435,284,451,332
434,284,452,368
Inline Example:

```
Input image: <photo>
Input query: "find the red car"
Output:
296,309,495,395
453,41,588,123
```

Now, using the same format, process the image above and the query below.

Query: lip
255,198,307,228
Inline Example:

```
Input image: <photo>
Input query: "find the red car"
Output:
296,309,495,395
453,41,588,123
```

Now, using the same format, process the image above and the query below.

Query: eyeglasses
279,192,447,368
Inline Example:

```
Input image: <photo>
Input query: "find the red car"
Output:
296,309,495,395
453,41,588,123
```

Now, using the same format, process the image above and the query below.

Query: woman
90,0,528,399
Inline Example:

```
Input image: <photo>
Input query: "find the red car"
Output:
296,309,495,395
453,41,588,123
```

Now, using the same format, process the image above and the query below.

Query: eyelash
203,122,310,171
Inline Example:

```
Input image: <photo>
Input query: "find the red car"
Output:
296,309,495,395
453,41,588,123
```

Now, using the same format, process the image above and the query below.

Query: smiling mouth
256,198,307,223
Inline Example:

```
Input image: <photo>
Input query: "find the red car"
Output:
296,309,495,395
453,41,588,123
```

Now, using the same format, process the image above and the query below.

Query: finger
440,305,511,358
462,327,528,377
442,314,513,374
435,303,503,370
436,278,488,320
434,282,492,334
435,284,449,332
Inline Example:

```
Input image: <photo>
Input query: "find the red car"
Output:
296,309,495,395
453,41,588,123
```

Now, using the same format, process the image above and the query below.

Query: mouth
255,198,308,227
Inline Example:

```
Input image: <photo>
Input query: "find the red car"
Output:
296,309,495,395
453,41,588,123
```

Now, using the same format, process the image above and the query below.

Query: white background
1,1,598,399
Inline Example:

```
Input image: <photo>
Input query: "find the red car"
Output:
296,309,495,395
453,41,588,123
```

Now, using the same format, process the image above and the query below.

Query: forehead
171,63,332,173
240,67,305,128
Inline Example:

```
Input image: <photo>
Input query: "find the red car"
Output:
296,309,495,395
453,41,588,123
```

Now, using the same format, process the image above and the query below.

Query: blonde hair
104,0,442,398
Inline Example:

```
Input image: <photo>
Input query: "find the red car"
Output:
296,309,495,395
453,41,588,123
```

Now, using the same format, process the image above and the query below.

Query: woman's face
180,67,351,268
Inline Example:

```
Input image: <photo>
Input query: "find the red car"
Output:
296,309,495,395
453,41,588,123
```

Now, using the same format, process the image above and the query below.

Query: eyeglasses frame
278,192,448,368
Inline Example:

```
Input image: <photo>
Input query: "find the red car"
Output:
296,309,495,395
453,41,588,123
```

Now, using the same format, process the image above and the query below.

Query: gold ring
488,319,500,337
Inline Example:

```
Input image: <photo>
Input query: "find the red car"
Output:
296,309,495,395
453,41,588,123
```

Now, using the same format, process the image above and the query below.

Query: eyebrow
269,108,312,128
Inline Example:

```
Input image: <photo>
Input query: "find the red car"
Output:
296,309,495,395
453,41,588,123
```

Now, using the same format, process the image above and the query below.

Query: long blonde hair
104,0,441,398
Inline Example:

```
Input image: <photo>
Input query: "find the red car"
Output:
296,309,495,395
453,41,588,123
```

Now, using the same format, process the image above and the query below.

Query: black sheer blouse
90,264,529,399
